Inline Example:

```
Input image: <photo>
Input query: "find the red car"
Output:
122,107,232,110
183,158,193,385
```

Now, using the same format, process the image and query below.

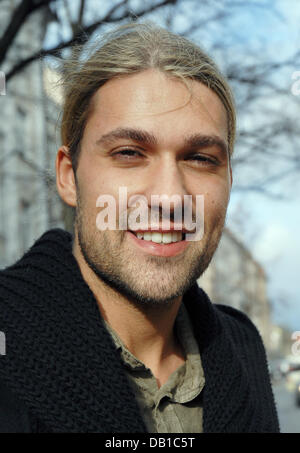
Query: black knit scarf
0,229,280,432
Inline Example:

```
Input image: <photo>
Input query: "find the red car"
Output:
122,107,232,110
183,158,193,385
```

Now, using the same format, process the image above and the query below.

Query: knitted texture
0,228,280,433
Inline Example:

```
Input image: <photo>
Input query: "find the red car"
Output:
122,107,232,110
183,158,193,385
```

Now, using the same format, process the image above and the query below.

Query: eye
112,149,144,160
187,154,218,166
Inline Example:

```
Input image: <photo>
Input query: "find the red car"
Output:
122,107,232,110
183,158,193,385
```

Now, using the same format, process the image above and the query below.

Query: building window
19,199,30,253
0,233,4,268
17,105,26,117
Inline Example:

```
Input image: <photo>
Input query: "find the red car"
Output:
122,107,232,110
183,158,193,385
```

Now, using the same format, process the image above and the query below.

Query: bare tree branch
234,163,300,198
5,0,177,82
78,0,86,26
0,0,55,65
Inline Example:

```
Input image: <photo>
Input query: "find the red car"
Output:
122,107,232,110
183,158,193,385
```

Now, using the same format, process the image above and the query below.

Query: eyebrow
96,128,157,147
184,133,228,158
95,127,228,157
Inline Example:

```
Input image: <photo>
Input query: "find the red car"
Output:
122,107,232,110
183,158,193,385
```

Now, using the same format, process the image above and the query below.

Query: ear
56,146,77,207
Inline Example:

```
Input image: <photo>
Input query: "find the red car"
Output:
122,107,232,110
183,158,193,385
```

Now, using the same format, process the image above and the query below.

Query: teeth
162,233,172,244
133,231,183,243
143,232,152,241
172,232,179,242
151,232,164,243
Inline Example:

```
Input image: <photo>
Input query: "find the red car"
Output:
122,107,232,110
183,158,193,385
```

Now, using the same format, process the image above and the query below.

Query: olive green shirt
104,304,205,433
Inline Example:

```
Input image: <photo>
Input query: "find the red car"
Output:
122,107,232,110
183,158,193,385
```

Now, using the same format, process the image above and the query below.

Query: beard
74,189,226,309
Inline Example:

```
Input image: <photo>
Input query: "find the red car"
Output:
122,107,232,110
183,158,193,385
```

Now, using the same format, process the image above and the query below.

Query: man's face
74,69,232,306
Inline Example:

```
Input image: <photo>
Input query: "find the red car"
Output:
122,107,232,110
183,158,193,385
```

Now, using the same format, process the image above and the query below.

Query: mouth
130,230,186,243
126,229,189,257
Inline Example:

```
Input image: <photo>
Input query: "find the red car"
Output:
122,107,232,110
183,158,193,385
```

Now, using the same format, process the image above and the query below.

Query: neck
72,235,185,385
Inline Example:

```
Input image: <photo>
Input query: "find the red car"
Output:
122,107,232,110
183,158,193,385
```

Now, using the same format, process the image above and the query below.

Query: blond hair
60,22,236,171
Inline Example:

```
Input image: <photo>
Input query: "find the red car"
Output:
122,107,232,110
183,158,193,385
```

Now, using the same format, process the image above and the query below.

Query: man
0,23,279,433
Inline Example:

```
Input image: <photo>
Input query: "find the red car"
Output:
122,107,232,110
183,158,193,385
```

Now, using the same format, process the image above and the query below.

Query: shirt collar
103,303,205,404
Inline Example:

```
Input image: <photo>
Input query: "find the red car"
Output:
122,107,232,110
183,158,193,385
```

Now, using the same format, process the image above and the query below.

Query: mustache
121,203,198,232
94,188,205,240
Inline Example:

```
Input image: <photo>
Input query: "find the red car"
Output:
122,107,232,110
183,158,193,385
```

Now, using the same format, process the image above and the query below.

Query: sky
44,0,300,332
224,0,300,331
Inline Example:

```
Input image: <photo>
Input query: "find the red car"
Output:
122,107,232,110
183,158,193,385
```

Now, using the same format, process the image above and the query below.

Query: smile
130,230,185,243
126,230,189,257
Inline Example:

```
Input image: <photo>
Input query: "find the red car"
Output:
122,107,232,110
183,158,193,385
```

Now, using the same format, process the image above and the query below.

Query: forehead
84,69,228,146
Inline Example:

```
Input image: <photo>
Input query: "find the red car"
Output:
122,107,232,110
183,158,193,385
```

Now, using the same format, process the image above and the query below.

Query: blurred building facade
1,1,276,354
0,1,63,269
268,324,294,358
198,228,273,350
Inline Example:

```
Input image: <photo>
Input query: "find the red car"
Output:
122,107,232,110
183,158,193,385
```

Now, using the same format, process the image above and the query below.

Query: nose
143,154,188,224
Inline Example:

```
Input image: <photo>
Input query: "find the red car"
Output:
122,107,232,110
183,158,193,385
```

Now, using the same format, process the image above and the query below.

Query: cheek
78,165,115,208
203,183,230,220
78,178,122,230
